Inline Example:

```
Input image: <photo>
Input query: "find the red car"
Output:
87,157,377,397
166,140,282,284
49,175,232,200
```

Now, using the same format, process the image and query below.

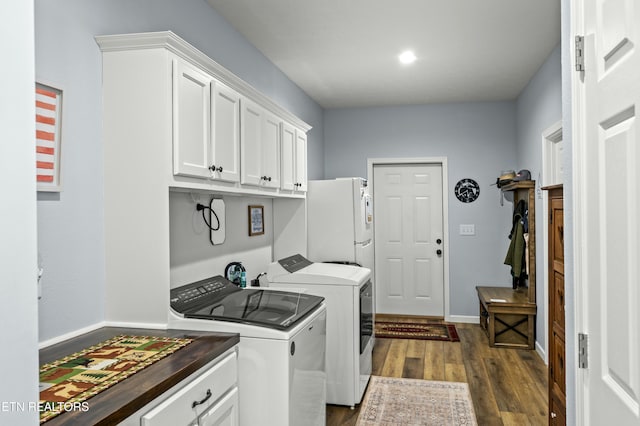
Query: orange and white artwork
35,82,63,191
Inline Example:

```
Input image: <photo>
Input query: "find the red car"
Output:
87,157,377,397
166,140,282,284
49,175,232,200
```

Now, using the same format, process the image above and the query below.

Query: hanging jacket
504,200,527,281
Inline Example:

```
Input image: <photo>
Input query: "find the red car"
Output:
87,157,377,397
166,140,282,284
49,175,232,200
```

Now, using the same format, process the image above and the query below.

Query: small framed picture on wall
248,205,264,236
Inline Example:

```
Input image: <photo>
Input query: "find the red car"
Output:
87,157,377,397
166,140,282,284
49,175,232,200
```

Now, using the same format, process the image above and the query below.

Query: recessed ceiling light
398,50,417,65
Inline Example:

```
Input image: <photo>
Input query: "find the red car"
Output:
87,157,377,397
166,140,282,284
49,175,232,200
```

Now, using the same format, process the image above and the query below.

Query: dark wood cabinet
477,180,537,349
545,185,566,424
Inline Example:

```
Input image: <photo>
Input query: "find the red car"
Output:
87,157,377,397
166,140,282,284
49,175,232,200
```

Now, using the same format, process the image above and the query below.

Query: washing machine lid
170,276,324,330
267,255,371,286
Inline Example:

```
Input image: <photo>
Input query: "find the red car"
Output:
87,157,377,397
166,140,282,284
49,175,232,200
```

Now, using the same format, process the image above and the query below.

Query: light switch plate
460,224,475,236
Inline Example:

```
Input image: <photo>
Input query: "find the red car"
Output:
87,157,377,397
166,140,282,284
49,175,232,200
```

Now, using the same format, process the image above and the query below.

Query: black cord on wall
197,202,220,231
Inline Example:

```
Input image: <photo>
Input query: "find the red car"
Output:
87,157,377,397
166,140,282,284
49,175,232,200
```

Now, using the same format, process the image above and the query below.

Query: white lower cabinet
120,348,238,426
197,387,238,426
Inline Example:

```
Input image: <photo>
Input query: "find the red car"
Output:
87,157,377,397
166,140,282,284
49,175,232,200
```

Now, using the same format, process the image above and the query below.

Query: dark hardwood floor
326,321,548,425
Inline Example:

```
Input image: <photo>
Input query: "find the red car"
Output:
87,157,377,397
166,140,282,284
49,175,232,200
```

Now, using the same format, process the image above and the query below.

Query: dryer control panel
277,254,313,273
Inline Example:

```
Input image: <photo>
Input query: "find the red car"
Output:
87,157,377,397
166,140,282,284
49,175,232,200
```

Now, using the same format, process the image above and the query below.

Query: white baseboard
535,341,547,364
447,315,479,324
104,321,168,330
39,321,169,349
39,321,107,349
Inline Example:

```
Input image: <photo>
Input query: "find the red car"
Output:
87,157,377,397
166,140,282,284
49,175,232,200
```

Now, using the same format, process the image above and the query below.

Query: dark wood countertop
40,327,239,425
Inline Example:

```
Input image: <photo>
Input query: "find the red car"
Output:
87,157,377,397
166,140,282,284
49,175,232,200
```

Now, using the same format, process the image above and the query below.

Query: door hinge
575,35,585,71
549,210,553,224
578,333,589,368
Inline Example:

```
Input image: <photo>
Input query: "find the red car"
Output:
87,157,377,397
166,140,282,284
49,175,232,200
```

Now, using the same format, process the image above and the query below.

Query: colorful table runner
39,335,193,423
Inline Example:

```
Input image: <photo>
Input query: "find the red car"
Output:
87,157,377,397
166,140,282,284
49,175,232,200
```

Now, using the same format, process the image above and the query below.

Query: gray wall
1,1,40,424
324,102,518,317
515,43,562,354
34,0,324,342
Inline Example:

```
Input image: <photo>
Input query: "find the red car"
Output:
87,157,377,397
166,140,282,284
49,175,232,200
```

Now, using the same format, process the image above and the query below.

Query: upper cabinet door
211,81,240,183
280,122,296,191
262,111,281,189
294,129,308,192
173,60,212,179
240,98,263,186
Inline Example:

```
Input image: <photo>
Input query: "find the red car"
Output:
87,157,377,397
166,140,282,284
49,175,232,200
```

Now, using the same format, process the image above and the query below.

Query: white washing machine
169,275,327,426
266,254,373,408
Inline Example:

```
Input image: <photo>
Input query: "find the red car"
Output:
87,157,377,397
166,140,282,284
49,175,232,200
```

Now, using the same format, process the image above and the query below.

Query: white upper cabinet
240,98,263,186
173,60,240,183
280,122,307,193
98,31,309,198
241,100,281,189
280,122,296,191
261,111,281,189
211,82,240,183
173,60,212,179
294,129,308,192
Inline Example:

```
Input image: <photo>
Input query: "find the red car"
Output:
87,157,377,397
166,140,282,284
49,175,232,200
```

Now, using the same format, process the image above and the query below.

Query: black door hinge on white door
575,35,585,71
578,333,589,368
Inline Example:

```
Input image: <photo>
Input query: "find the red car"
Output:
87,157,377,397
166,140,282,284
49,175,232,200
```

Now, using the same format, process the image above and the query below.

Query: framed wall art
35,82,63,192
248,205,264,236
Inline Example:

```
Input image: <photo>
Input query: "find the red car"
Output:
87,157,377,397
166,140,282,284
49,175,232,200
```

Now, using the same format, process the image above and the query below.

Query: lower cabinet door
198,387,239,426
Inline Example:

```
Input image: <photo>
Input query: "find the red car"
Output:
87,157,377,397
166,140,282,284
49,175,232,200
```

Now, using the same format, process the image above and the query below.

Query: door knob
436,238,442,244
436,249,442,256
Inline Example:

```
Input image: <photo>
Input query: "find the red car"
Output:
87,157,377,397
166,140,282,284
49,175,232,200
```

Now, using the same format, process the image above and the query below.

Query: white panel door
373,163,444,316
173,60,211,179
211,82,240,183
578,0,640,423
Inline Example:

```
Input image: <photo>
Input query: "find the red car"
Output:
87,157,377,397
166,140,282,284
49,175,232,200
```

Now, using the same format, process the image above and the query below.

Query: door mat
356,376,477,425
39,335,193,423
375,321,460,342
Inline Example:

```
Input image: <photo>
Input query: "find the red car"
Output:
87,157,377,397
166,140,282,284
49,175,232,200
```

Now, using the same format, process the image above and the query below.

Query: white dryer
267,254,373,407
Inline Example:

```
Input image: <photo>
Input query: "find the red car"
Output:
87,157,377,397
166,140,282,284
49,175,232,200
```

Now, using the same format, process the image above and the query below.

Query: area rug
356,376,477,426
39,335,193,423
375,321,460,342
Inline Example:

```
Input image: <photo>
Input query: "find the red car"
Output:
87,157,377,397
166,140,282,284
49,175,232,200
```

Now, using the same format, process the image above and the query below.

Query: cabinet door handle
209,165,223,173
436,249,442,256
192,389,212,408
261,176,268,181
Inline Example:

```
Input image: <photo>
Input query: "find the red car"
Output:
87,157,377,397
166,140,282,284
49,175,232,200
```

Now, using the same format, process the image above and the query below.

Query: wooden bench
477,286,536,349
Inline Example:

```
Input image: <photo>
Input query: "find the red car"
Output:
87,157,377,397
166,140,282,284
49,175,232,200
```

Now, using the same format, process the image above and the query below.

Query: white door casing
372,161,445,317
574,0,640,423
541,120,563,364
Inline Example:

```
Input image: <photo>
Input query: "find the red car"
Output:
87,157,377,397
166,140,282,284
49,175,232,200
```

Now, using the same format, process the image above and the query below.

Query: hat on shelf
513,169,531,182
496,170,515,187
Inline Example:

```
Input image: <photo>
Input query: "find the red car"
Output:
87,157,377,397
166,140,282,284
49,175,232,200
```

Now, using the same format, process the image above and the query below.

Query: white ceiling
207,0,561,109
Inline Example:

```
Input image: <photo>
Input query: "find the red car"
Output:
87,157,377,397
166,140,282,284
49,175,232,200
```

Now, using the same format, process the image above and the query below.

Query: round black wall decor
454,178,480,203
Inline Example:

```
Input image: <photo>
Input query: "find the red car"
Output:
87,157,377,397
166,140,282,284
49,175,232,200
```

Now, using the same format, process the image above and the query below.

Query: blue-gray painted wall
34,0,324,342
515,43,563,355
324,102,518,317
